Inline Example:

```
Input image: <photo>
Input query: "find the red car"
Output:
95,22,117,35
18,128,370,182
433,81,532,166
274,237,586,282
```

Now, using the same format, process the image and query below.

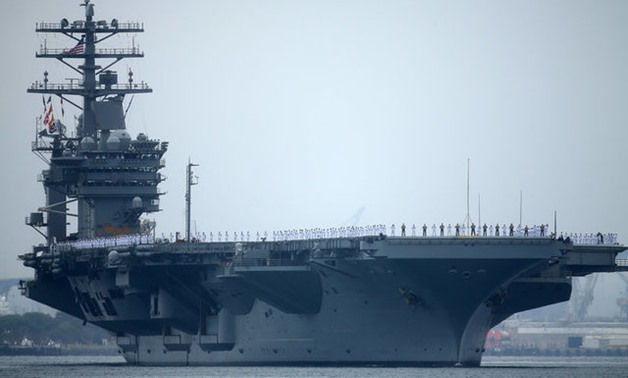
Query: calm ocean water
1,355,628,378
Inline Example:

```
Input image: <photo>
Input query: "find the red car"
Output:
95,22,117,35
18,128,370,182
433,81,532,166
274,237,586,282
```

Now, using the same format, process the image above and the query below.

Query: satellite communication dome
106,135,121,150
80,136,97,151
131,196,143,209
107,250,120,265
111,129,131,150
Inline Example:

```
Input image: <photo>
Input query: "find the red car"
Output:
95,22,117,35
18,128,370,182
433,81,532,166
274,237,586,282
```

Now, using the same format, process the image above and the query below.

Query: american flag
65,35,85,55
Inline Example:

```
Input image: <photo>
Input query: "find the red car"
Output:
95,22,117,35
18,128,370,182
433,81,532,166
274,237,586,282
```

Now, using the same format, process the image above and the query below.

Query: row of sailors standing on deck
393,223,550,237
272,225,387,240
560,232,618,245
53,226,618,248
393,224,617,245
164,226,387,243
56,233,154,251
205,225,388,242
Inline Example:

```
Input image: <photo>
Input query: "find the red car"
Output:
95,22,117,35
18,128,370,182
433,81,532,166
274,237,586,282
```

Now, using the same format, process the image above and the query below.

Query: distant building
0,295,12,315
5,286,56,316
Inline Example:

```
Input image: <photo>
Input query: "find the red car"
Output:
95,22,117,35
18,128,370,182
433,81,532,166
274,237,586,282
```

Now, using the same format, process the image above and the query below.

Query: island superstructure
18,1,627,366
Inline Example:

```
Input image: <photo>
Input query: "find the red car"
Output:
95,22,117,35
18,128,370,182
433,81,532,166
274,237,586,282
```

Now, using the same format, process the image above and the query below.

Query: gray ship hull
24,236,614,366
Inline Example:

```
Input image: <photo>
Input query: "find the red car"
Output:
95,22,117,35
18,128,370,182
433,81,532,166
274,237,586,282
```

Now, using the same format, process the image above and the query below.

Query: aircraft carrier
18,1,627,366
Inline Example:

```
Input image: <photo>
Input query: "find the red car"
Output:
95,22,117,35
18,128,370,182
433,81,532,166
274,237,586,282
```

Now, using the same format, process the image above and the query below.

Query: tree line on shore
0,312,111,346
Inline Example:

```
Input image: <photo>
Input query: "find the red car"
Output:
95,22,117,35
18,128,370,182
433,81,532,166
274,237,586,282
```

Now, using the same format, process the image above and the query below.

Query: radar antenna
186,160,199,245
462,158,472,231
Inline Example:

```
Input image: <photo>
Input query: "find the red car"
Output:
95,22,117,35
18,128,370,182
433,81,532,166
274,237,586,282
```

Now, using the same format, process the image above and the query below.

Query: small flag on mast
43,104,53,125
48,114,57,134
65,35,85,55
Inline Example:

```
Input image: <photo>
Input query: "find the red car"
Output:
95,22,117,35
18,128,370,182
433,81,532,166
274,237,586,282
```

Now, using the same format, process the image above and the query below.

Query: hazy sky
0,0,627,280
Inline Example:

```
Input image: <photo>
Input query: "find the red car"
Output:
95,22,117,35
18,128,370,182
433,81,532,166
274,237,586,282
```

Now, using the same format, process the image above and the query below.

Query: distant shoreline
0,344,118,356
485,348,628,358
